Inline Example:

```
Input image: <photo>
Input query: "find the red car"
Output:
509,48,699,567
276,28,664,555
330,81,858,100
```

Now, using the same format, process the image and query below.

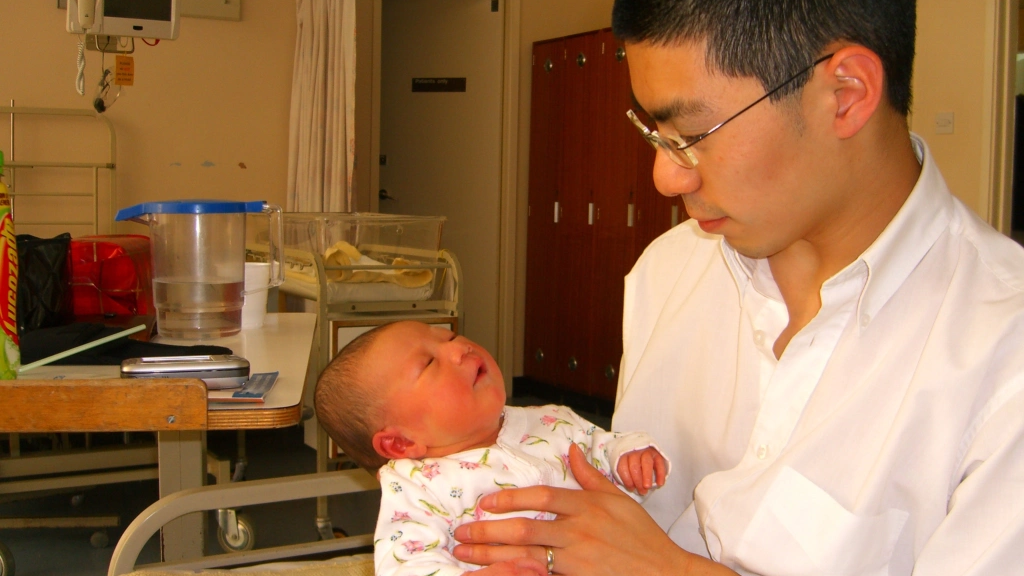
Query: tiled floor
0,395,608,576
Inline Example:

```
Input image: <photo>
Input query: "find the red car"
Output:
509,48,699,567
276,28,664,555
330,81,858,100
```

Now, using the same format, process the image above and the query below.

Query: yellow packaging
0,150,19,379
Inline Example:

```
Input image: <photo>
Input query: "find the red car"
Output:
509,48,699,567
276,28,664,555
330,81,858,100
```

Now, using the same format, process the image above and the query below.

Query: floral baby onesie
373,404,670,576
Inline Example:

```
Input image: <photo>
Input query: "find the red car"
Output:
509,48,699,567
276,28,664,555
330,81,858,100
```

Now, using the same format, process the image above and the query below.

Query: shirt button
753,330,766,346
756,444,769,460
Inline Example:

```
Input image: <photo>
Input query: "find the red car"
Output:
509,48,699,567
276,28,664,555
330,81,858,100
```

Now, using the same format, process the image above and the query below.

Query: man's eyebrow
630,92,713,124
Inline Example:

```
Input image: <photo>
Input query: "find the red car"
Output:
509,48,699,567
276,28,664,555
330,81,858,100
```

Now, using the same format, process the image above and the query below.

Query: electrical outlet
85,35,134,54
935,112,954,135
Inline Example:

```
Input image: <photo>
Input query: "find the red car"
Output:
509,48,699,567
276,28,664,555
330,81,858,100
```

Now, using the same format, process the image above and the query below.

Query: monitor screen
104,0,172,23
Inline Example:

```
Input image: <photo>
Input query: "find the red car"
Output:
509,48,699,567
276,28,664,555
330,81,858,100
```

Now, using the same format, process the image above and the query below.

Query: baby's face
368,321,506,454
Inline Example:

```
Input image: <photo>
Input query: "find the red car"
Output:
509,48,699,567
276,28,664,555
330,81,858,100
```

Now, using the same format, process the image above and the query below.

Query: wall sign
412,78,467,93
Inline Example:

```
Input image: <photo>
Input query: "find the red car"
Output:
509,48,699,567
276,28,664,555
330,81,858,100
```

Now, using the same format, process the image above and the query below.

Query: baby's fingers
617,458,637,491
641,450,655,491
654,453,668,487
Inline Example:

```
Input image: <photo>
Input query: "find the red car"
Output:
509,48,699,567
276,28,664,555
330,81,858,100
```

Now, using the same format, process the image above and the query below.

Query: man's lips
696,217,726,233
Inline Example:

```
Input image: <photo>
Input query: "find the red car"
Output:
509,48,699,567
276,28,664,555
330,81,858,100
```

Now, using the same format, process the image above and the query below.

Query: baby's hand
616,447,667,496
468,557,548,576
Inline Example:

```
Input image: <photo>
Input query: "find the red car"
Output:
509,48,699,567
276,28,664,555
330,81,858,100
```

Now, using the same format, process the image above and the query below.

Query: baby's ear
372,427,426,459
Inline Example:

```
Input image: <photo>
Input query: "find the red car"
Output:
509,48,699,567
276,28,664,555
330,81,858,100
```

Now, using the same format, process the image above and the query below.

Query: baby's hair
314,322,397,471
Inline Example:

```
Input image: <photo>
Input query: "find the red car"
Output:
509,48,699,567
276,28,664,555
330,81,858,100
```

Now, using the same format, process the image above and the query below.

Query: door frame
986,0,1016,232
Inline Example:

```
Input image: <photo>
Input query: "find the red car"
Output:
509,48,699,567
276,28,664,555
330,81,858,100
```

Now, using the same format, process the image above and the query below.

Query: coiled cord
75,37,86,96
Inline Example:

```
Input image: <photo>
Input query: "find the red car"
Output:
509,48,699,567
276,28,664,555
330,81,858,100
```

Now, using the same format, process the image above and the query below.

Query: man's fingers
641,451,654,489
568,443,621,494
452,541,549,569
655,455,668,486
455,513,562,546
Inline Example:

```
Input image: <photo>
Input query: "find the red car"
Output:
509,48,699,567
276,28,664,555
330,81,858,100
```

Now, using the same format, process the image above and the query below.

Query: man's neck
768,131,921,358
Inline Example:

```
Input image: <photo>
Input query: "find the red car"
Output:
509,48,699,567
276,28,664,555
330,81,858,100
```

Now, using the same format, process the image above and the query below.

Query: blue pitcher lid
116,199,266,221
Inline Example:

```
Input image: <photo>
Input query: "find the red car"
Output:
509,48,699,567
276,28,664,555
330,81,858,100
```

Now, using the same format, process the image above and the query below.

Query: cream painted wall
912,0,1011,224
511,0,616,376
0,2,295,233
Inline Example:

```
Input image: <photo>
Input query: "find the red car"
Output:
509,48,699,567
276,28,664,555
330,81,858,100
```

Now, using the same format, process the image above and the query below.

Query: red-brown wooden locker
523,38,565,386
551,31,599,395
587,28,637,401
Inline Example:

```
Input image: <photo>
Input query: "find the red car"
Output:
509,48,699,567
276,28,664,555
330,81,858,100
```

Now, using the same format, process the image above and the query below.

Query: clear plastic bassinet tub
255,212,447,304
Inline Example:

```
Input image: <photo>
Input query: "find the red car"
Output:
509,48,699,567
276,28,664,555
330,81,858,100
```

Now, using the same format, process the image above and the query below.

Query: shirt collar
721,133,954,323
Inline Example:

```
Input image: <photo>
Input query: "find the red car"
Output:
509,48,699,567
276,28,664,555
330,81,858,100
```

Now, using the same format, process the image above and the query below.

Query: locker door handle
554,201,560,224
671,205,680,227
588,203,594,226
627,203,635,227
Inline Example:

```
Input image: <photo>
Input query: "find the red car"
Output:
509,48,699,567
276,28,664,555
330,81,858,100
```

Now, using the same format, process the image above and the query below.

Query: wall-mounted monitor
67,0,180,40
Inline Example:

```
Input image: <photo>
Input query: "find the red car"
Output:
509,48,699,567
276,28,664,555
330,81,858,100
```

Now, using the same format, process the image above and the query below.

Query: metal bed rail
1,105,117,235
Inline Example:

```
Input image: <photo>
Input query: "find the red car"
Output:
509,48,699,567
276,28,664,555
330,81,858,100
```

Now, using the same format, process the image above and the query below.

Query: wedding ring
546,546,555,574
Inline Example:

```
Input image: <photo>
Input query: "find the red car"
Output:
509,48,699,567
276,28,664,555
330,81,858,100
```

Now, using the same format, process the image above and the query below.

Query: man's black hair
612,0,916,116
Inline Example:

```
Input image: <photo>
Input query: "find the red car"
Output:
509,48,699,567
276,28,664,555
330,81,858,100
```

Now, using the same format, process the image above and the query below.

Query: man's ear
372,427,426,460
825,46,885,139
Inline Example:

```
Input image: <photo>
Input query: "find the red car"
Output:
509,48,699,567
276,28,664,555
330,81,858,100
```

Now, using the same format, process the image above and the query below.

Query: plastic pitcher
116,200,284,339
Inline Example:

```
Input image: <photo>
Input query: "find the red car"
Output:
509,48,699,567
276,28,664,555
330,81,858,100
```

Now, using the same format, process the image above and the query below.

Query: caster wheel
0,540,15,576
332,527,349,538
89,530,109,549
217,513,255,552
70,494,85,507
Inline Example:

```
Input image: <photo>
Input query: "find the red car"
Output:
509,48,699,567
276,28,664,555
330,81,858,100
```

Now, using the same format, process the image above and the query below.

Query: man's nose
652,150,701,198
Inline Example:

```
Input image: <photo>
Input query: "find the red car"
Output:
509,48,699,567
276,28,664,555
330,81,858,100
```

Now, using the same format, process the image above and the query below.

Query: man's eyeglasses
627,53,834,168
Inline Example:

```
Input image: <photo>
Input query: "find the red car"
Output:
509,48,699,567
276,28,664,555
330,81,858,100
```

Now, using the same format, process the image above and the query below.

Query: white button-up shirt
613,135,1024,575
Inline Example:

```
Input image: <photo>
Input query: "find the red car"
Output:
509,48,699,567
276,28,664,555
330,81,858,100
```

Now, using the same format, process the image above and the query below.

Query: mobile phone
120,355,250,390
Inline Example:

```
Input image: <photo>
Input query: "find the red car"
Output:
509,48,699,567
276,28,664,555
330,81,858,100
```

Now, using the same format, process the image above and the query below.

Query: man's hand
452,444,731,575
469,558,548,576
617,446,668,496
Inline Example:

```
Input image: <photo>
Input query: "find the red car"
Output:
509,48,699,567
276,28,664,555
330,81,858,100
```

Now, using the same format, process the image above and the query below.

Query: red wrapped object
71,235,153,316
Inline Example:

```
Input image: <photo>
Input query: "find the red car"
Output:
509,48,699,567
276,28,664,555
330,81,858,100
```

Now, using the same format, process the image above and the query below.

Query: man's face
368,322,506,454
627,41,840,259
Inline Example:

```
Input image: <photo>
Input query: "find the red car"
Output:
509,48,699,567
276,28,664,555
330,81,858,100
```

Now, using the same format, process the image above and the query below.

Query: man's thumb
568,443,620,494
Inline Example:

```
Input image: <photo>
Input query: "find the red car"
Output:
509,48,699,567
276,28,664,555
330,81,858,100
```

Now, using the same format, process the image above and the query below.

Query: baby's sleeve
551,407,672,496
374,462,470,576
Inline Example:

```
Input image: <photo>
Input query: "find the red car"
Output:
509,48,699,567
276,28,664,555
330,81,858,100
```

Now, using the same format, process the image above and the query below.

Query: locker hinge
554,201,560,224
588,203,594,225
627,203,635,227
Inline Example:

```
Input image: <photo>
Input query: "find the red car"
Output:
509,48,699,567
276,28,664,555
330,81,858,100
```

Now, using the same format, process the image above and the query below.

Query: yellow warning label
115,55,135,86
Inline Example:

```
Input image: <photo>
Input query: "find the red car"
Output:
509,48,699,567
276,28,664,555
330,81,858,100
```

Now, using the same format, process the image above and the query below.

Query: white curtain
287,0,357,212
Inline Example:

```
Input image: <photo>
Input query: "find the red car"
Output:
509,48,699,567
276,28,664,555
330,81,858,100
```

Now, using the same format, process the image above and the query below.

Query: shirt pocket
730,466,908,576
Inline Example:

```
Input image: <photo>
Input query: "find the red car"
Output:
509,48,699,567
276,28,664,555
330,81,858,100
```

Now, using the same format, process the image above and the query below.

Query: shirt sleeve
911,388,1024,574
374,461,471,576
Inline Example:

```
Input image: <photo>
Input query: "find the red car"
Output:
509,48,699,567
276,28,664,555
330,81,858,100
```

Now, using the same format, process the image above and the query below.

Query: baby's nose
448,341,473,364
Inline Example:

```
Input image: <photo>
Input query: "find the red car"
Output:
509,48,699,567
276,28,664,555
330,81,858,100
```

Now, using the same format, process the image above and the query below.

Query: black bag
20,323,234,366
17,233,73,336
